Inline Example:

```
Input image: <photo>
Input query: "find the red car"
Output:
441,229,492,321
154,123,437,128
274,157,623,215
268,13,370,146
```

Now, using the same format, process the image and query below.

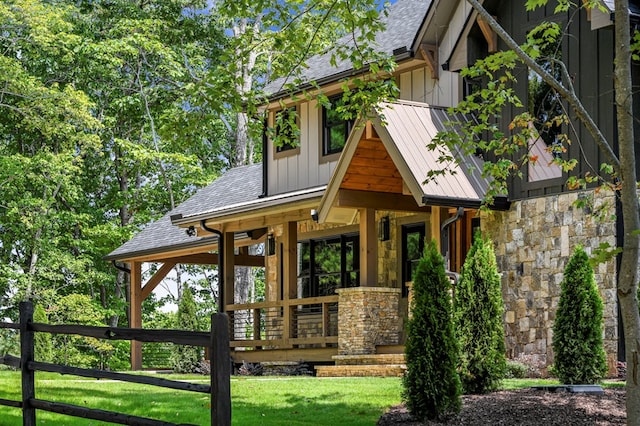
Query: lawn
0,371,403,425
0,371,624,425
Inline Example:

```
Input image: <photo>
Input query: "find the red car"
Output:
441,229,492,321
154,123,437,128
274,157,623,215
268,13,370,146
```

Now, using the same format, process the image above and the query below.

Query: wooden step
332,353,405,366
315,364,406,377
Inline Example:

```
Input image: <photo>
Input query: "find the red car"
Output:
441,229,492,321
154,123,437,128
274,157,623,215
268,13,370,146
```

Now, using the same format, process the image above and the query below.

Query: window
274,106,299,158
527,27,563,182
322,95,354,156
298,234,359,298
401,224,425,297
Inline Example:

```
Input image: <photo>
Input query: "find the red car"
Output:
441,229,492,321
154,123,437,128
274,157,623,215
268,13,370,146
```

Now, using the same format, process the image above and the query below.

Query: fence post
20,301,35,426
211,313,231,426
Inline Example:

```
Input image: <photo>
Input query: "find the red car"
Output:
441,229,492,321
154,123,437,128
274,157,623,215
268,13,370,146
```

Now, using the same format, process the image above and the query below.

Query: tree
33,304,53,363
171,284,201,373
432,1,639,421
552,245,608,384
403,240,461,421
455,233,506,394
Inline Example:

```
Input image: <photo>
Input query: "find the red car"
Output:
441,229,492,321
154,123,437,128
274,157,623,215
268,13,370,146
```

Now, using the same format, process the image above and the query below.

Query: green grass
0,372,626,425
0,371,402,425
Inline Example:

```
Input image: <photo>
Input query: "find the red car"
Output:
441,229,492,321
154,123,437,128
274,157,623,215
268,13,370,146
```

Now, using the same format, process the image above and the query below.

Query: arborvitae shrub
402,240,461,421
552,245,608,384
171,285,202,373
455,233,506,394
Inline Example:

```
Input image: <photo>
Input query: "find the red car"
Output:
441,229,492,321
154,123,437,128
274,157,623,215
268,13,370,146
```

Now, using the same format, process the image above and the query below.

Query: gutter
422,194,510,211
265,50,414,103
170,186,325,227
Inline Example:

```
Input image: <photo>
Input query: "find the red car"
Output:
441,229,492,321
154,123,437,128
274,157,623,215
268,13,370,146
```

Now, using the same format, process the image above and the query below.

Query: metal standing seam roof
380,101,488,203
318,100,494,223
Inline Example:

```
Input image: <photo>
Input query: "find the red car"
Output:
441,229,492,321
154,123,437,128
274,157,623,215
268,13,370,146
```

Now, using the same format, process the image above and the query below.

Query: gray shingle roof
105,164,263,261
264,0,432,97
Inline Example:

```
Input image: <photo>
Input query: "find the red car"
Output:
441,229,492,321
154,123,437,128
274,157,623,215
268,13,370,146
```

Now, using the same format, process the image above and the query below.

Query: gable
318,101,500,224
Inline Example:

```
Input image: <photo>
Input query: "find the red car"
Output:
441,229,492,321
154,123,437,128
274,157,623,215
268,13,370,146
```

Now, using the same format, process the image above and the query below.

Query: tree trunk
613,1,640,423
463,0,640,422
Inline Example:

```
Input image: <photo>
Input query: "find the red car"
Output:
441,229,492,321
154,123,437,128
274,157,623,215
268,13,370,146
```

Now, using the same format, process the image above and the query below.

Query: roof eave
266,50,415,103
103,237,218,262
172,187,326,227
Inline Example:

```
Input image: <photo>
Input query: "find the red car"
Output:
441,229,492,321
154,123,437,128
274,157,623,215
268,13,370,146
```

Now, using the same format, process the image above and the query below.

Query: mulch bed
377,388,626,426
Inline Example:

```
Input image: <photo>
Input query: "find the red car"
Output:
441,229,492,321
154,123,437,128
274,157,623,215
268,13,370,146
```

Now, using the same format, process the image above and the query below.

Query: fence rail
0,301,231,426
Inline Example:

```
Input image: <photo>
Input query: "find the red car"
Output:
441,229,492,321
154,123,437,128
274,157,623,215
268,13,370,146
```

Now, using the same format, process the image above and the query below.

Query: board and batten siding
478,0,614,200
267,99,338,195
268,65,461,196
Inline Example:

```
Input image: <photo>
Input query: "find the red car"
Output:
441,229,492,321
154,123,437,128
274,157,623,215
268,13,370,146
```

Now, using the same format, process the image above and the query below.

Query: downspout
440,206,464,285
201,220,225,313
111,260,131,275
260,117,268,198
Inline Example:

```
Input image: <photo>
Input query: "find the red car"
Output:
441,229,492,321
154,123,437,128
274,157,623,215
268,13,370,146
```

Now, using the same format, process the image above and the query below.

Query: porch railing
225,295,339,349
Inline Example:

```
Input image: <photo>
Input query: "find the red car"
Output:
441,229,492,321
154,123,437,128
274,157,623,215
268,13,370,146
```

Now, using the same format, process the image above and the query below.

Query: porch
225,286,403,369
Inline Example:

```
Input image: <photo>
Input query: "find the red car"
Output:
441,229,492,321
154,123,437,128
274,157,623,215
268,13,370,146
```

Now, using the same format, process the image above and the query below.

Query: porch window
298,233,359,298
402,223,425,297
322,95,354,157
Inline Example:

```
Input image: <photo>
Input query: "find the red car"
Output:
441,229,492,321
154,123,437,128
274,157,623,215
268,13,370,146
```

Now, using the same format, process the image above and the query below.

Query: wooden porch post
223,232,235,309
282,221,297,346
129,261,142,371
359,208,377,287
222,232,235,341
430,207,442,252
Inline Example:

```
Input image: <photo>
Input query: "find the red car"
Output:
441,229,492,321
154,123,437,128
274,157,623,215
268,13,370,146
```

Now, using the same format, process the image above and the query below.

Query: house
106,0,639,376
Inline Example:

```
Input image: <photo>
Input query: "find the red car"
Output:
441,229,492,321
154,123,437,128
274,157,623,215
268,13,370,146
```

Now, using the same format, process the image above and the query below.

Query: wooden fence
0,301,231,426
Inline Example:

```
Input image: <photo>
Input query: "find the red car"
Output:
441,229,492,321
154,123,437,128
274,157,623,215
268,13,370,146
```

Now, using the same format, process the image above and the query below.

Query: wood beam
119,243,218,263
336,189,429,212
419,43,439,79
476,16,498,53
129,261,142,371
157,252,264,267
141,261,177,300
359,209,377,287
581,0,592,21
365,121,380,140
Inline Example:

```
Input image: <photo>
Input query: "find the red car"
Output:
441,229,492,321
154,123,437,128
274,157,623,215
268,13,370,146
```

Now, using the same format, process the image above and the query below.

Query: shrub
454,233,506,394
505,361,529,379
402,240,461,421
171,285,202,373
552,245,607,384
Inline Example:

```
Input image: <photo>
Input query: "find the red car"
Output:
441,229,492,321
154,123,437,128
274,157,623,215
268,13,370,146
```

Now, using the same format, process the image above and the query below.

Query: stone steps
315,364,406,377
333,353,405,366
314,353,406,377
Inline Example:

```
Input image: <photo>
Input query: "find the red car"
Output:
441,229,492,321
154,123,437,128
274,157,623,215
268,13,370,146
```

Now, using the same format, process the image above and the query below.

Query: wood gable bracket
476,15,498,53
419,44,439,79
581,0,592,21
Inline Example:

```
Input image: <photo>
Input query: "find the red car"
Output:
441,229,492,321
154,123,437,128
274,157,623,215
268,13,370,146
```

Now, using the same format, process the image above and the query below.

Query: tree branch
464,0,621,173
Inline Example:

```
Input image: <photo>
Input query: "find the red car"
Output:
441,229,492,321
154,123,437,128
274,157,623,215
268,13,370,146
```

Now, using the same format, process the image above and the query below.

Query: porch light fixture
267,234,276,256
186,225,197,237
378,216,390,242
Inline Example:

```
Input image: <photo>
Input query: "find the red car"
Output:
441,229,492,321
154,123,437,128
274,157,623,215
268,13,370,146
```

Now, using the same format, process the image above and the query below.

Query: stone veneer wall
482,189,618,375
337,287,401,355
